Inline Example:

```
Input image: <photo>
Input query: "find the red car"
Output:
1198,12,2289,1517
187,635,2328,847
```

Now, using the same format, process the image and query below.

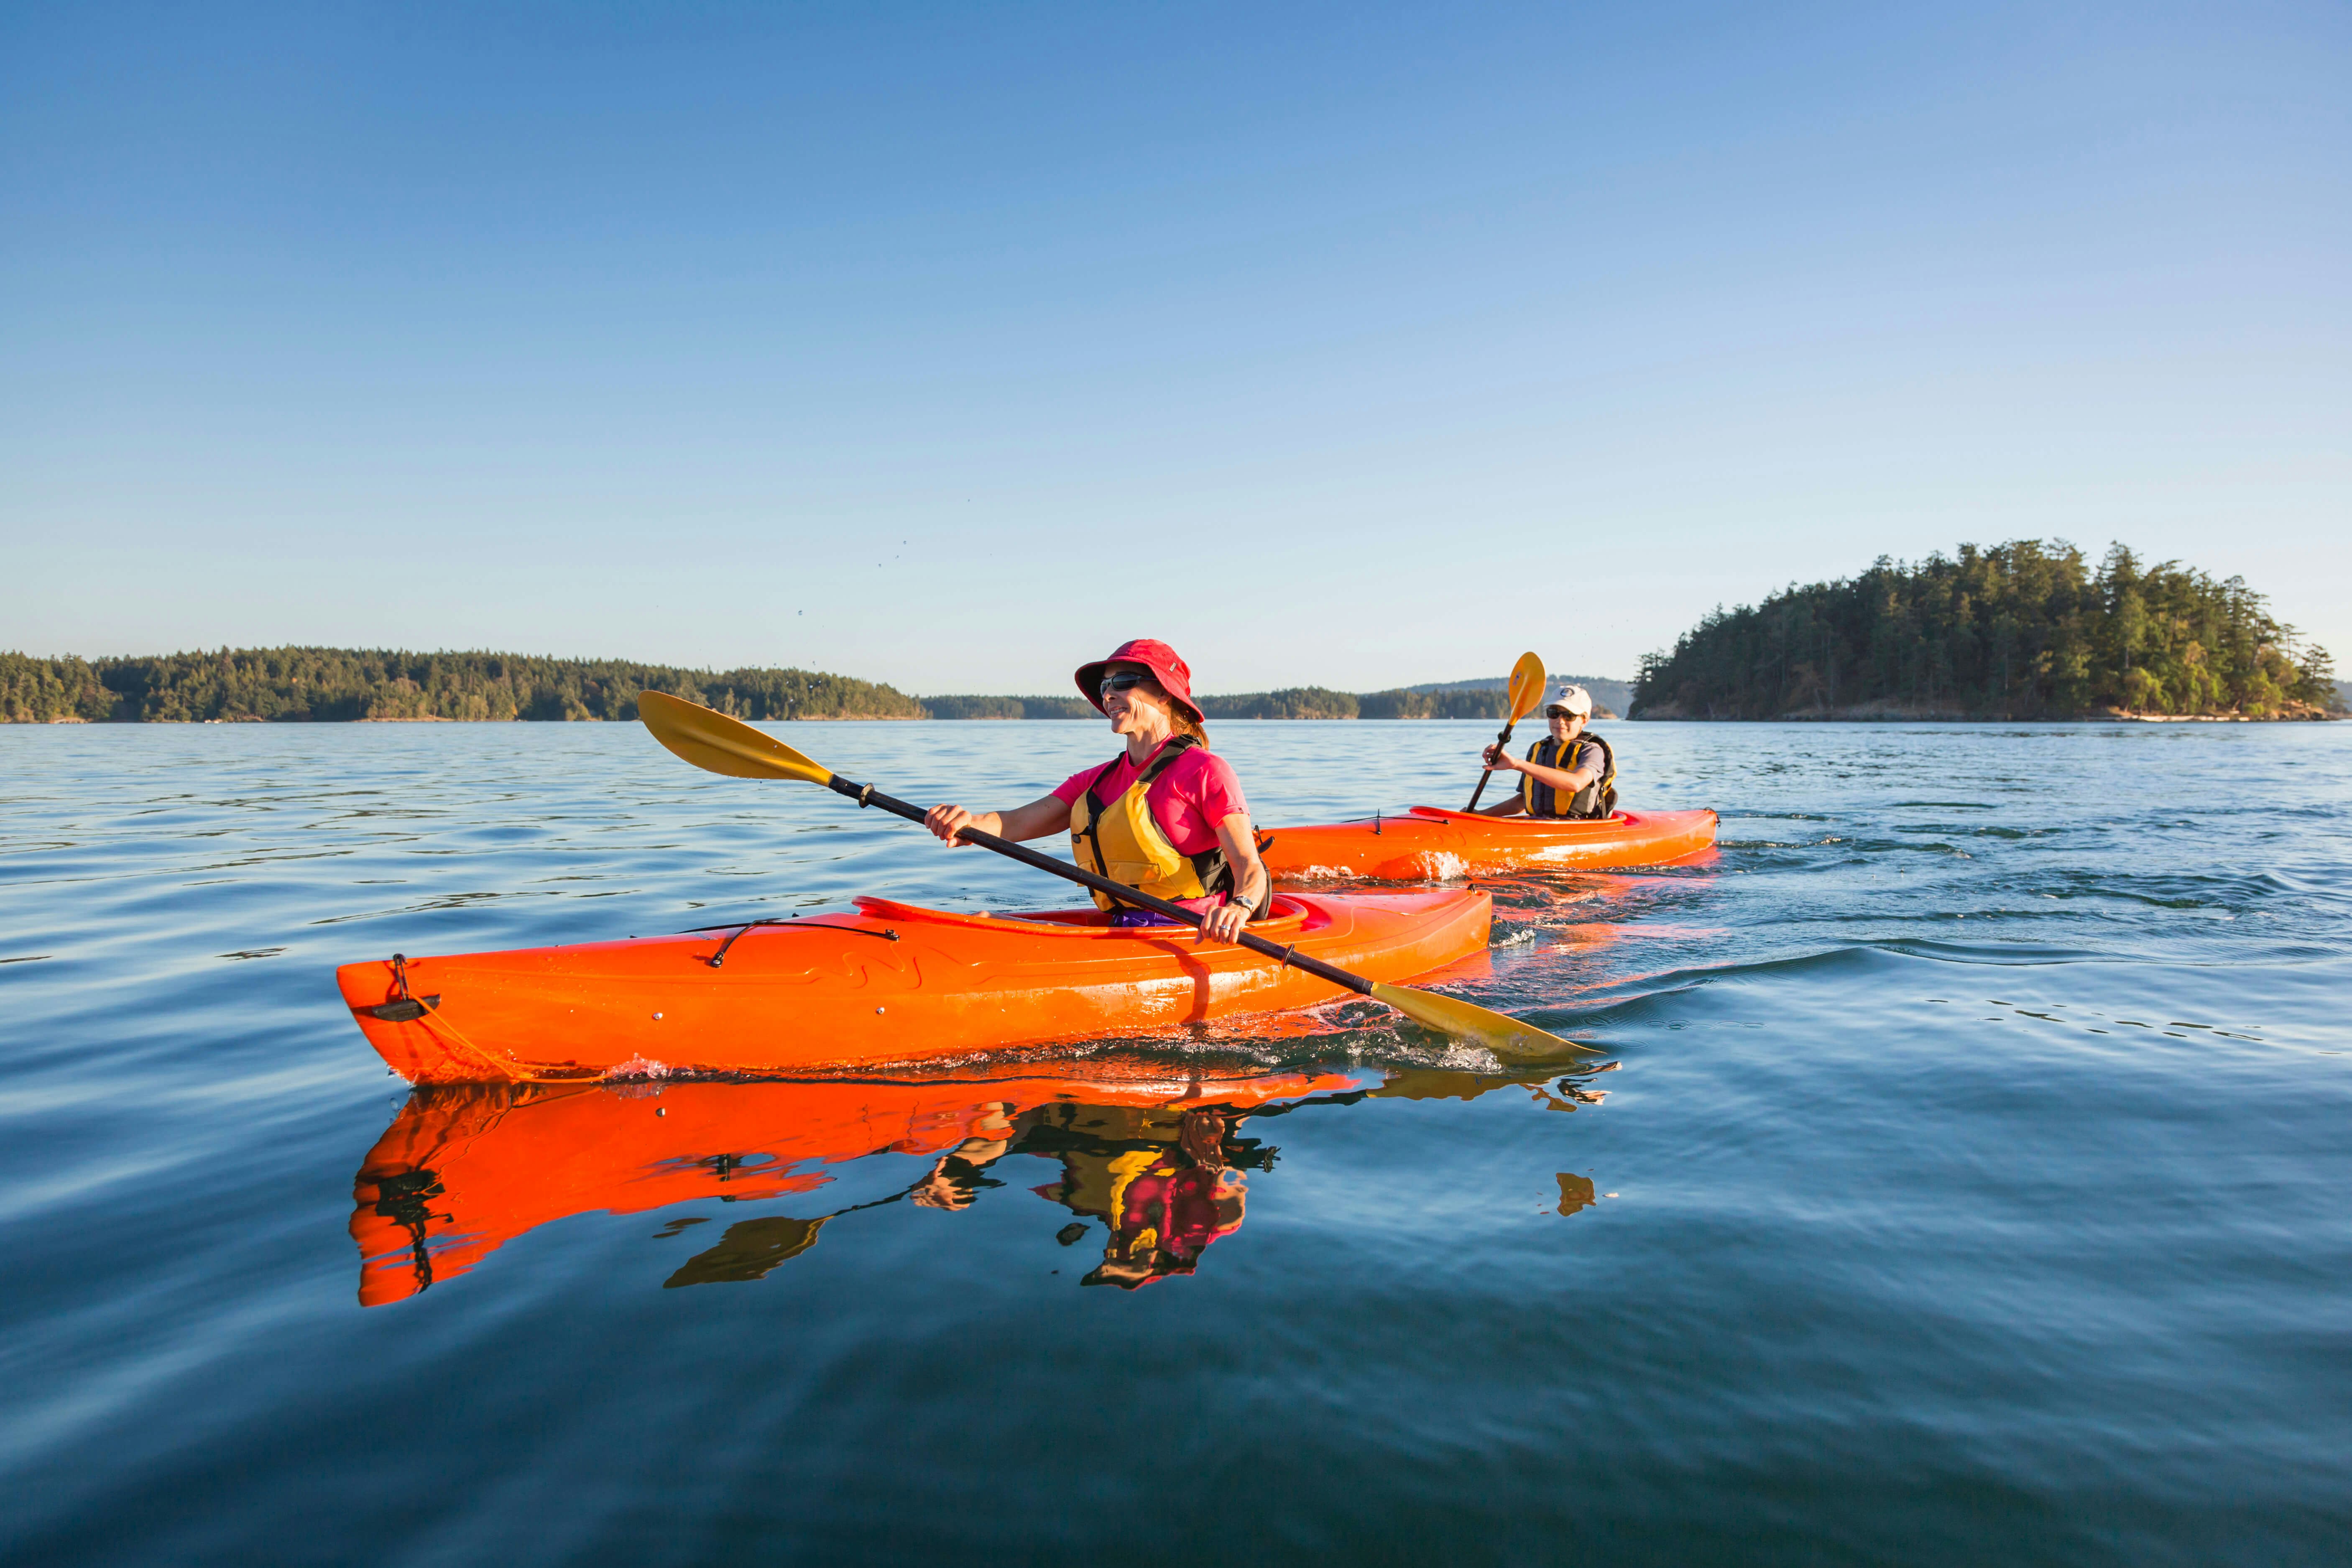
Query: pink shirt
1052,741,1250,858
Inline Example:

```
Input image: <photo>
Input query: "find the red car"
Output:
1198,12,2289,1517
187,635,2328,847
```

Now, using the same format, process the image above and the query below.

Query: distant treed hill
1202,687,1521,720
0,649,923,723
923,695,1097,720
1632,541,2341,721
1402,674,1633,717
922,686,1591,721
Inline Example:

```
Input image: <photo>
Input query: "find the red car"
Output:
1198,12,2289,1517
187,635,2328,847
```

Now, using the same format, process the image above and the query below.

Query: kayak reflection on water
350,1061,1618,1305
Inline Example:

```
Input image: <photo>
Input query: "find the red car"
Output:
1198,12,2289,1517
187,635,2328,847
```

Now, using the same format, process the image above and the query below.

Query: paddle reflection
351,1059,1617,1305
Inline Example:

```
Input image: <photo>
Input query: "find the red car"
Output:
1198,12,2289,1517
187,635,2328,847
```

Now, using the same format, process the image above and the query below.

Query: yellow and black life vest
1522,731,1618,820
1069,737,1262,914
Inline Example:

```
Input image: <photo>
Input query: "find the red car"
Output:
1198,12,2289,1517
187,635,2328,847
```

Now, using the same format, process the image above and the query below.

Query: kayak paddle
1464,651,1547,811
636,691,1593,1061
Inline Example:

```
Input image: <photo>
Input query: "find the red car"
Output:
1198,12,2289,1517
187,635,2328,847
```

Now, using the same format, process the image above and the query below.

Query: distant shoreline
1633,707,2338,724
28,709,2341,728
3,647,1635,725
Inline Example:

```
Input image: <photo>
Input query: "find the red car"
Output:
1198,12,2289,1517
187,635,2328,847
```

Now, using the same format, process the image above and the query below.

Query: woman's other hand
1200,900,1250,943
1203,812,1269,946
909,1156,976,1210
924,804,980,845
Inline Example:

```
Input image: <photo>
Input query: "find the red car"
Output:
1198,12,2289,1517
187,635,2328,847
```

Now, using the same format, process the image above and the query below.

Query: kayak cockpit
850,894,1318,937
1405,806,1637,829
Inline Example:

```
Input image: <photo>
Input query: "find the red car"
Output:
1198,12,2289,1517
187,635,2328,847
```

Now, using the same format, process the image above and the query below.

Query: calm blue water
3,719,2347,1565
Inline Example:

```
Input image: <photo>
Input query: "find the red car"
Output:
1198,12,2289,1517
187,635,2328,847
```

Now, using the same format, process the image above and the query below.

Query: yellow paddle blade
636,691,834,785
1507,651,1548,723
662,1214,827,1288
1368,981,1600,1061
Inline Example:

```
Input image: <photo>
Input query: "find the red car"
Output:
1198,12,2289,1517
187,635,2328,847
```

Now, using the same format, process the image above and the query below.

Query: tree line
2,647,1609,725
0,648,925,724
922,686,1537,722
1631,541,2341,720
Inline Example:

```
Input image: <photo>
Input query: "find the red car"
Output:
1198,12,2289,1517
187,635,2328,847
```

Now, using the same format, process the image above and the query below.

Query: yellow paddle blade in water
1507,651,1548,723
662,1213,827,1288
1368,981,1601,1060
636,691,835,785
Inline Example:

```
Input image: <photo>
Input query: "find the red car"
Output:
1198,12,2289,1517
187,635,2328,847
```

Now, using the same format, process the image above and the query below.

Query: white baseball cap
1543,683,1593,718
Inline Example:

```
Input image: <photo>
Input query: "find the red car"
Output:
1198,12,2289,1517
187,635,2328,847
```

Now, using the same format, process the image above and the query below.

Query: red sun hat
1074,638,1203,723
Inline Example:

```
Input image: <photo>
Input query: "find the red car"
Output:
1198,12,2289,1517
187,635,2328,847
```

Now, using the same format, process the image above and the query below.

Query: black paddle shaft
822,774,1376,998
1464,720,1518,812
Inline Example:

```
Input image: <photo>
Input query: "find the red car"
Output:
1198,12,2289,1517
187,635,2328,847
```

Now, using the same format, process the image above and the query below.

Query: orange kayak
350,1065,1367,1305
336,888,1491,1085
1259,806,1719,880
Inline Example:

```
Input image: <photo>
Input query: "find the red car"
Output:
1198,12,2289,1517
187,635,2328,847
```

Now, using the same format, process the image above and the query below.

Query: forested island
1631,542,2341,721
0,647,1623,725
0,649,924,724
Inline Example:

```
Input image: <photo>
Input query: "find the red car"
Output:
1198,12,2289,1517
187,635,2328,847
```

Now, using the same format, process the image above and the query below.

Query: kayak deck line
691,917,904,968
337,888,1494,1085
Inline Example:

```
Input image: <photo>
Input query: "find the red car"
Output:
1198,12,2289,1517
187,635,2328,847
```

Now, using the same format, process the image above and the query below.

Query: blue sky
4,2,2345,693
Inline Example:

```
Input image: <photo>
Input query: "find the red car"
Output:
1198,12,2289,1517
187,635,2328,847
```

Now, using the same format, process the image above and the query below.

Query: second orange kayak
1259,806,1719,880
336,887,1491,1085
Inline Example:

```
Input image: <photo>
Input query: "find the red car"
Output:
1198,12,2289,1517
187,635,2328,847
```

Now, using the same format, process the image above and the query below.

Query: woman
922,638,1272,943
1474,682,1618,819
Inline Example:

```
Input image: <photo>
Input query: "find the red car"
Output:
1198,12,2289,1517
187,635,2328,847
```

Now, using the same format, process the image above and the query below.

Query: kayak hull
336,889,1491,1085
1259,806,1719,880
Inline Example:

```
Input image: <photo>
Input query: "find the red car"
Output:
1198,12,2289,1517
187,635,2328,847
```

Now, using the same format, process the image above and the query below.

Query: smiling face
1546,709,1586,742
1101,662,1173,738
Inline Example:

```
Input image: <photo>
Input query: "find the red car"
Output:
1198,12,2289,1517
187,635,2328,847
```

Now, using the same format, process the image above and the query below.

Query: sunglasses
1099,673,1152,698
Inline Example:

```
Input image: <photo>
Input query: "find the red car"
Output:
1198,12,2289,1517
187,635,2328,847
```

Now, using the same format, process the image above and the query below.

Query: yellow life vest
1068,736,1237,912
1521,731,1618,819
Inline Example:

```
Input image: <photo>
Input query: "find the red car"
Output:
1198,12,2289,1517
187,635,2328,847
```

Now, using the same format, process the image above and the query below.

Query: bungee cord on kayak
690,917,901,969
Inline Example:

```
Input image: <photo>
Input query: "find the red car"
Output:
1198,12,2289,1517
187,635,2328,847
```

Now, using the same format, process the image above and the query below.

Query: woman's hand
909,1156,976,1210
924,804,984,845
1203,812,1269,945
1481,743,1525,774
1200,900,1250,943
928,795,1068,848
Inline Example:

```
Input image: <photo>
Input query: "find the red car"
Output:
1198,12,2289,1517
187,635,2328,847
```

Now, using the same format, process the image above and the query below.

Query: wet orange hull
351,1066,1366,1306
335,889,1491,1084
1259,807,1718,880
